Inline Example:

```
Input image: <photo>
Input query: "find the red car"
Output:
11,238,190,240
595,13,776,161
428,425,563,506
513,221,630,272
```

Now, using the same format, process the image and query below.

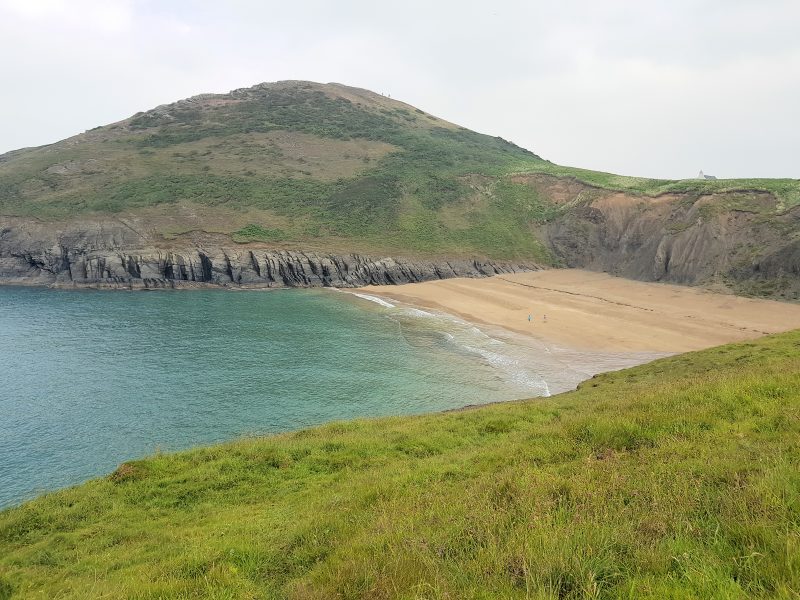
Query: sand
356,270,800,353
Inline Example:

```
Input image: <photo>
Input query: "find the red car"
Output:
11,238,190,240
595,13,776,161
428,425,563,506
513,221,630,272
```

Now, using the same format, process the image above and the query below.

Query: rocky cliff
0,219,533,289
2,178,799,297
527,175,800,300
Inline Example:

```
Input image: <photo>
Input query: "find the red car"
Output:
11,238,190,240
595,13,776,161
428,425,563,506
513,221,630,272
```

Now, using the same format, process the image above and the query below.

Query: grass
231,224,288,244
524,163,800,213
1,330,799,598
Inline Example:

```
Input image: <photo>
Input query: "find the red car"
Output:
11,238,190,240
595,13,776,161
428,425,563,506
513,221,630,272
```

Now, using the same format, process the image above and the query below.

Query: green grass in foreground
1,331,799,599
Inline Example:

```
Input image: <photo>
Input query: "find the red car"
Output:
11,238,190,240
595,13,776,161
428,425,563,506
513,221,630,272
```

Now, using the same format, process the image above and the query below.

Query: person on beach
543,314,547,323
528,314,532,323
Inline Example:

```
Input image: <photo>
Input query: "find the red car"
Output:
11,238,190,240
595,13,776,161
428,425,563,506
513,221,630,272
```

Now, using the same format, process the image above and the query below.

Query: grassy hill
1,330,798,598
0,81,555,260
2,80,798,267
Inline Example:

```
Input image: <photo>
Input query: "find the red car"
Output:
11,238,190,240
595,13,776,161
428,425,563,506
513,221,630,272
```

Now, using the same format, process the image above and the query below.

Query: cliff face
0,219,533,289
534,179,800,299
2,179,798,297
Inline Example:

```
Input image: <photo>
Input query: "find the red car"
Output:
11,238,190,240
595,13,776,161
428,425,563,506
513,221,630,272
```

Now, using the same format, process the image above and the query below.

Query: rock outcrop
2,178,799,299
535,180,800,300
0,219,534,289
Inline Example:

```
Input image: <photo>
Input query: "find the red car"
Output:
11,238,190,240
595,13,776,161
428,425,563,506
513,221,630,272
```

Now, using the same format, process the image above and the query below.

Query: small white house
698,170,717,180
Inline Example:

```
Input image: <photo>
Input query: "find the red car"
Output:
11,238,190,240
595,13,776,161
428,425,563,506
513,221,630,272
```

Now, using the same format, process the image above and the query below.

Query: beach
356,269,800,353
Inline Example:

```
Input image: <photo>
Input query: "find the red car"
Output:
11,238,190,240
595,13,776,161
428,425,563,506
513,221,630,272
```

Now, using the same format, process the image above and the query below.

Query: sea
0,286,660,508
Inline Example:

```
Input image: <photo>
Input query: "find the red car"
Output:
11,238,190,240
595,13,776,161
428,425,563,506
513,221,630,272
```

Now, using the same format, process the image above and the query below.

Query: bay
0,286,549,508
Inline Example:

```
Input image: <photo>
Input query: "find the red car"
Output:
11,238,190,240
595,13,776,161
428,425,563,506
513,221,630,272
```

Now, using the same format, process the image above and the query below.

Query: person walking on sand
528,313,532,323
543,314,547,323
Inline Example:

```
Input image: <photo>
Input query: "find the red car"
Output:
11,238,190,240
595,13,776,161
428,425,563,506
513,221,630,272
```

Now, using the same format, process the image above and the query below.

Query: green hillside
0,81,555,260
1,330,798,599
2,80,798,264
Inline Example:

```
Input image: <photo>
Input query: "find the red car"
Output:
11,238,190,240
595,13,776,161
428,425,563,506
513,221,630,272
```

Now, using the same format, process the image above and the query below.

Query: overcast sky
1,0,798,179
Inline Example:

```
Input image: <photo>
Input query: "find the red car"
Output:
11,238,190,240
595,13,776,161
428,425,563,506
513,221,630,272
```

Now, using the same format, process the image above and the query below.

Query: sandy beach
356,269,800,353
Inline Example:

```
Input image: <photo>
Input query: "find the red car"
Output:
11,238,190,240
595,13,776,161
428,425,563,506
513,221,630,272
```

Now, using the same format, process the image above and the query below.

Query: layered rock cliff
528,175,800,300
2,178,798,297
0,219,533,289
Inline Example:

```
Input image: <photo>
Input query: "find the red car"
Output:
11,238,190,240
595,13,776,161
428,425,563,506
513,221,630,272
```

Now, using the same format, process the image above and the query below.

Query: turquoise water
0,286,552,508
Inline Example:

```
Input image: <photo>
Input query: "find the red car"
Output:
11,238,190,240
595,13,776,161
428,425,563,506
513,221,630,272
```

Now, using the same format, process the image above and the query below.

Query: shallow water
0,286,662,508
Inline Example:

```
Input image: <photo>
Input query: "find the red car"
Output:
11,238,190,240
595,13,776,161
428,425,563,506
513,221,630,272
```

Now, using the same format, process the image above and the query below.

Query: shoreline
340,286,671,398
354,269,800,354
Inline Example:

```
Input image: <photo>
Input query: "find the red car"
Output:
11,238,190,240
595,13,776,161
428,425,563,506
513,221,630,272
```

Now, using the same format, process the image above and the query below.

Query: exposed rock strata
0,221,533,288
536,182,800,299
2,179,799,299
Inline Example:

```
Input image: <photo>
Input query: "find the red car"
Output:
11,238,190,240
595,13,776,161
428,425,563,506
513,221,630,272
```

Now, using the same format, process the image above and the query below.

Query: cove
0,286,548,508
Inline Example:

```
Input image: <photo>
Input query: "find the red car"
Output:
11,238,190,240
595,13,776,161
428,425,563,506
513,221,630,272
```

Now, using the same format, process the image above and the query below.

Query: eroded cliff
2,176,798,297
0,218,533,289
527,175,800,299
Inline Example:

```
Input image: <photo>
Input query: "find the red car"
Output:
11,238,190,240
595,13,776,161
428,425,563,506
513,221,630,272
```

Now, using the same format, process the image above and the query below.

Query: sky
0,0,798,180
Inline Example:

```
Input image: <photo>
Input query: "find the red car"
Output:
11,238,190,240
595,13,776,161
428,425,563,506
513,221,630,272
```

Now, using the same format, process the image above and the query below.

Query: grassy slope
1,81,798,263
524,163,800,212
0,82,553,261
1,330,799,599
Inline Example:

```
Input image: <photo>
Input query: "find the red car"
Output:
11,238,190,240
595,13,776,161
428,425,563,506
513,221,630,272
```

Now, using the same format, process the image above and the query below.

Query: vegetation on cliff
2,80,798,268
0,81,557,261
1,330,798,598
525,163,800,212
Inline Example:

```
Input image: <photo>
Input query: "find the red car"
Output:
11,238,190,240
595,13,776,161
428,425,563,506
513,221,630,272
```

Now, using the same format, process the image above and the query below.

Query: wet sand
356,270,800,353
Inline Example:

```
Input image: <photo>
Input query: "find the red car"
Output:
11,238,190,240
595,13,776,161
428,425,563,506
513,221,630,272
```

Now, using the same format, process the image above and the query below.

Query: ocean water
0,286,662,508
0,286,547,508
